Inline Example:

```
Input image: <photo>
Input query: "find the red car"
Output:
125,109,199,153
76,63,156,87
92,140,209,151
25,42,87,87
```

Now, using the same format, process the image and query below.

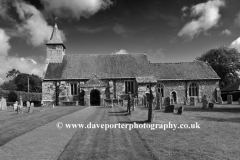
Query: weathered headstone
0,97,7,110
227,95,233,104
164,97,171,112
202,95,208,109
208,102,214,109
170,98,174,105
13,101,18,112
190,97,196,106
28,102,34,113
217,96,223,104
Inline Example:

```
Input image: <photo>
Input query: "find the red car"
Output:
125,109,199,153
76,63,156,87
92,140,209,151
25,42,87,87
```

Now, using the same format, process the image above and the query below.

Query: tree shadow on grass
198,116,240,123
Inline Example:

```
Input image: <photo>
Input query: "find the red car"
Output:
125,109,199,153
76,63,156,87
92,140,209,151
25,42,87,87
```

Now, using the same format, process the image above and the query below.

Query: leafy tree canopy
6,69,20,78
196,46,240,89
1,69,42,93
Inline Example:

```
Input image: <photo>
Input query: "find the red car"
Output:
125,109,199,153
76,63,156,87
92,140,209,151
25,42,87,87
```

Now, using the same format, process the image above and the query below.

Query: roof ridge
65,53,145,56
150,62,196,64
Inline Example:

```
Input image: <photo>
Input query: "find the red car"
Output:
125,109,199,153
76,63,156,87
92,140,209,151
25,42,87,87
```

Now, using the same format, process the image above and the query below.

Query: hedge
0,90,42,102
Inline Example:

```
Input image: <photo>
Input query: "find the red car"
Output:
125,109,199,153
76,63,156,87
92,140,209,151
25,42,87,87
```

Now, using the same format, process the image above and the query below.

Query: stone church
42,23,221,106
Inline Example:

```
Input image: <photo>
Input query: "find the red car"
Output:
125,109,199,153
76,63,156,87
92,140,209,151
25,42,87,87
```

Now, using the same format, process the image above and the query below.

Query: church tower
46,22,66,63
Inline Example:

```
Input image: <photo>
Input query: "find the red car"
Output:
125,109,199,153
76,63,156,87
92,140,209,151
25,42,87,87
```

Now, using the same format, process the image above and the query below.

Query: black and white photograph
0,0,240,159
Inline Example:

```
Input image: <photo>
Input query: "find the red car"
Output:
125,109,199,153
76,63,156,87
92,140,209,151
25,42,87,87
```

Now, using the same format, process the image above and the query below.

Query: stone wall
159,80,219,104
42,79,219,105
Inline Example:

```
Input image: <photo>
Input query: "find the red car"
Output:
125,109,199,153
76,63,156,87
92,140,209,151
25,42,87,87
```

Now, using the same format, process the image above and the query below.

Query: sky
0,0,240,82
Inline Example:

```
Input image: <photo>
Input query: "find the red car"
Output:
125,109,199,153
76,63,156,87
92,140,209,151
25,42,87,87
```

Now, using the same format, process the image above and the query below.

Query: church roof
151,61,220,80
46,23,65,48
44,54,152,80
43,54,220,81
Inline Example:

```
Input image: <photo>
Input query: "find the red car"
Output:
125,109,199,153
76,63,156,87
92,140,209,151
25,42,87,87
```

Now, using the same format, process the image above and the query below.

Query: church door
90,89,101,106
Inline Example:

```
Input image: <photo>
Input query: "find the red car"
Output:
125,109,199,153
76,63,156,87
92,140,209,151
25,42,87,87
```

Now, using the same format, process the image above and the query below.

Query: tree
8,91,18,102
14,73,42,93
196,46,240,89
0,80,17,90
6,69,20,78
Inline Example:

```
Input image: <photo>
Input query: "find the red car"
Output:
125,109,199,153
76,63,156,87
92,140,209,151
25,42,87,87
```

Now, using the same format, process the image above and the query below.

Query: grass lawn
128,102,240,160
0,105,86,147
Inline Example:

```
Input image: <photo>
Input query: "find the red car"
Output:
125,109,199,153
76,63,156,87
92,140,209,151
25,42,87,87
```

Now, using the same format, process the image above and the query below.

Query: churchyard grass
0,105,86,146
128,102,240,160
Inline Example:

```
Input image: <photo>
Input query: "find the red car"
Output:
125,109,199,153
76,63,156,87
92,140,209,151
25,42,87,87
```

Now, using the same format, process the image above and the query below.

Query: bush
0,90,9,99
8,91,18,102
0,89,42,102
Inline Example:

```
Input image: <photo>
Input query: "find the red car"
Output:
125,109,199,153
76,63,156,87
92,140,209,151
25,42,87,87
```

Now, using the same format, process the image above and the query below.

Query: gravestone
208,103,214,109
190,97,196,106
164,97,171,112
28,102,34,113
13,102,18,112
170,99,174,105
26,101,30,108
202,95,208,109
217,96,223,104
0,97,7,110
227,95,233,104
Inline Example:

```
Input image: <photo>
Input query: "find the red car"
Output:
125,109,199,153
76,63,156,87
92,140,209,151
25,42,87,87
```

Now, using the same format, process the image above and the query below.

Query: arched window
189,83,198,96
156,83,164,97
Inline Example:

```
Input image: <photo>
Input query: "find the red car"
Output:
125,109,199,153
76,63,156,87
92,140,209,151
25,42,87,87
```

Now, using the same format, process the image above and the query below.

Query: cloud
112,23,136,37
234,11,240,27
181,6,189,12
220,29,231,36
0,28,44,82
14,1,66,46
78,26,106,33
41,0,113,19
178,0,225,39
0,28,11,56
230,37,240,51
112,49,129,54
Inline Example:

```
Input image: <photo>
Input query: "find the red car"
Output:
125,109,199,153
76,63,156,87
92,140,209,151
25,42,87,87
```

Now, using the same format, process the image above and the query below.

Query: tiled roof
46,23,65,47
151,61,220,80
136,76,157,83
44,54,151,80
44,54,220,81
